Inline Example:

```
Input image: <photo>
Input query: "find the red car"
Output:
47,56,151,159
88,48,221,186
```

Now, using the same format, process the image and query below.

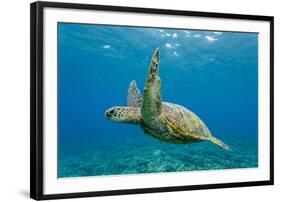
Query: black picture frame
30,1,274,200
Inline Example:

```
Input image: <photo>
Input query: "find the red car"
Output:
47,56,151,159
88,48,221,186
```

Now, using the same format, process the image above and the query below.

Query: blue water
58,23,258,178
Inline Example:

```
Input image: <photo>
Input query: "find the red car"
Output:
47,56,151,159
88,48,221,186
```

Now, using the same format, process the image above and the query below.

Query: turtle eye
106,109,115,117
107,109,114,116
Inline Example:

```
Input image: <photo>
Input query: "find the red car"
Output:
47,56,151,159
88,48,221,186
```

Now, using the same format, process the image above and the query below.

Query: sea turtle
105,48,230,150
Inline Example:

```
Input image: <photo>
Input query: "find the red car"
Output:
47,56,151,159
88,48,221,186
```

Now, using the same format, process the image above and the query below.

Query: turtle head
105,106,142,124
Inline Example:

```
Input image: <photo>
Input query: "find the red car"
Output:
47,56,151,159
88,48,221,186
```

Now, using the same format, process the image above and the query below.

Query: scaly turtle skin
105,48,230,150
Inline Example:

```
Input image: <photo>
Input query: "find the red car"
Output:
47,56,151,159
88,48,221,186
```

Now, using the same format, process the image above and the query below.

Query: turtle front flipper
141,48,162,124
127,80,142,107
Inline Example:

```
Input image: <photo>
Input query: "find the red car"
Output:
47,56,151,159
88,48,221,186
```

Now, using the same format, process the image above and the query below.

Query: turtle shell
161,102,212,140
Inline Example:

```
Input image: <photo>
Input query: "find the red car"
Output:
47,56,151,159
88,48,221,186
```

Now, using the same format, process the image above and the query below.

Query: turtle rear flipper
209,137,231,151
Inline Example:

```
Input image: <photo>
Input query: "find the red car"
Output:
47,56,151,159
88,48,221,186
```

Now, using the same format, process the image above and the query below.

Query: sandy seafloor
58,135,257,177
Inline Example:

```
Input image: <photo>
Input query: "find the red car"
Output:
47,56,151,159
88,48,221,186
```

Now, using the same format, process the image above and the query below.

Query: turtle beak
105,110,110,118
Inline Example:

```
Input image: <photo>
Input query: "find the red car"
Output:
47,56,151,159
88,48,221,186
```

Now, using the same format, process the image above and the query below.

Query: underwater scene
58,23,258,178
